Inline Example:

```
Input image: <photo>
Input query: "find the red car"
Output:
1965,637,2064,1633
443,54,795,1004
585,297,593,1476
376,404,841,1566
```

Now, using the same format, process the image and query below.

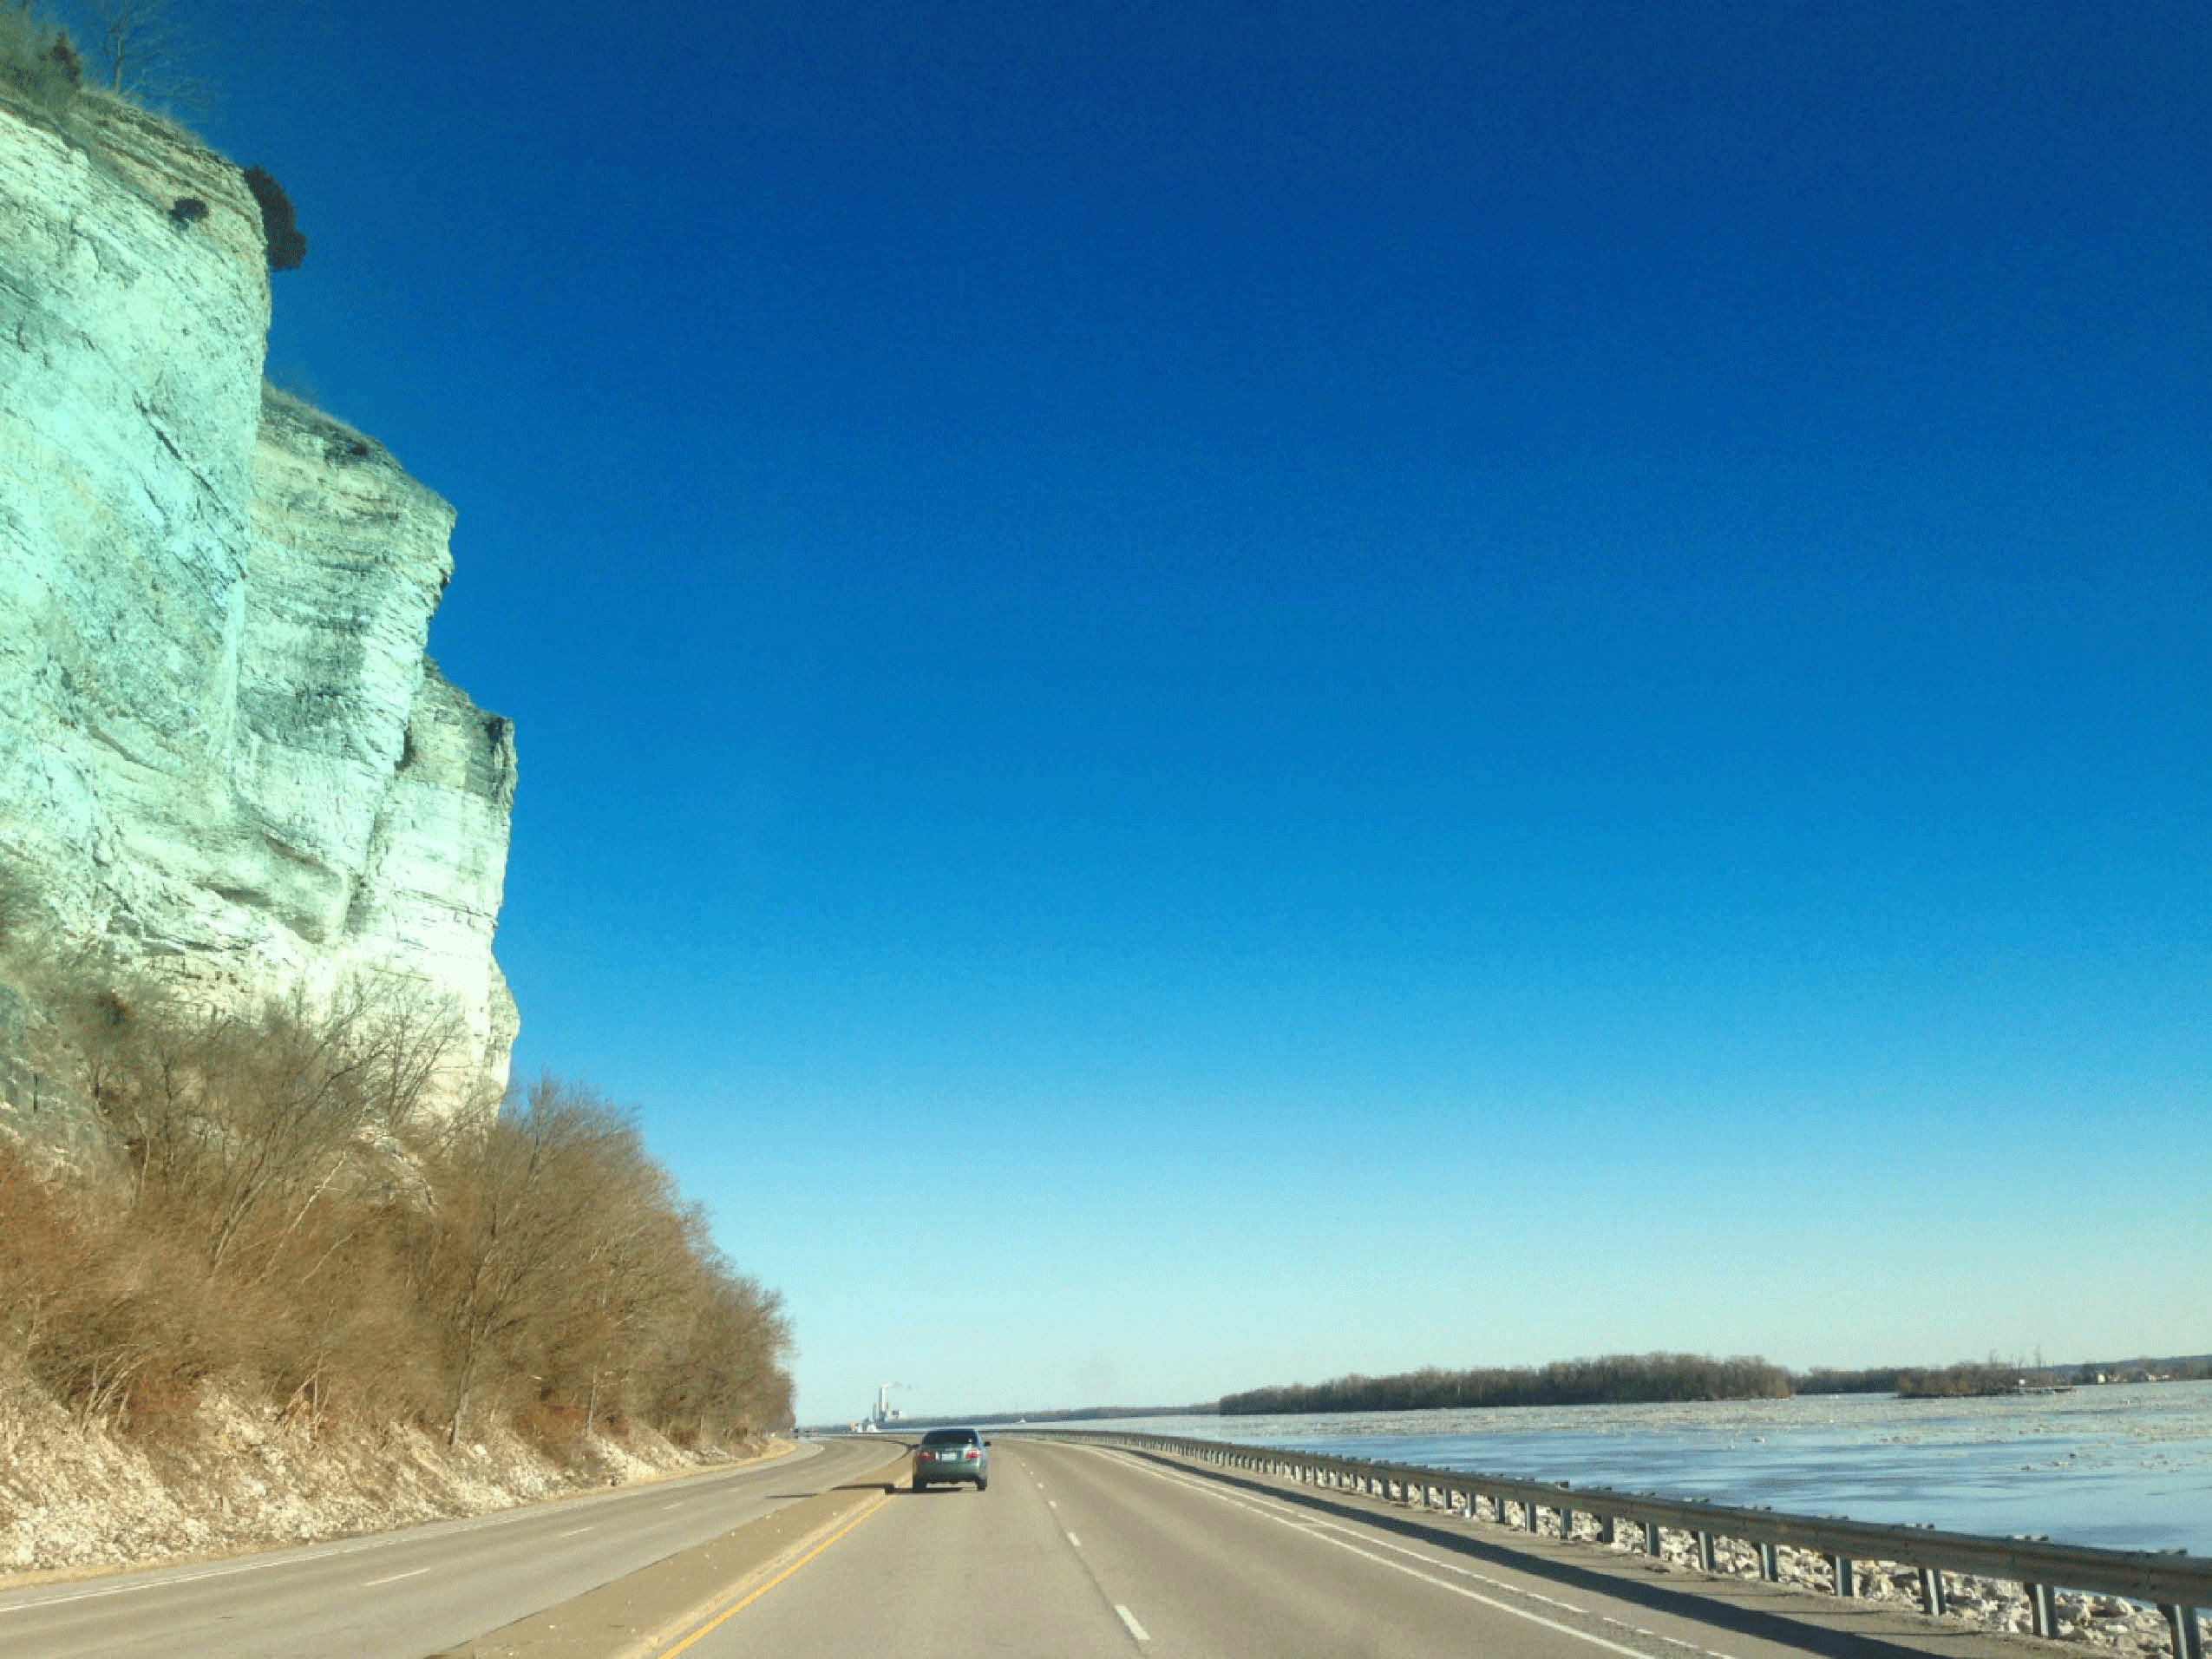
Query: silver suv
912,1426,990,1492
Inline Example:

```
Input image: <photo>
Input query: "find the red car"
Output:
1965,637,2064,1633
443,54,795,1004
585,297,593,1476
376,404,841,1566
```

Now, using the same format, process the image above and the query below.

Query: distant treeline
892,1402,1219,1431
1803,1358,2212,1398
1893,1362,2020,1398
1793,1367,1905,1394
1221,1353,1791,1416
1220,1353,2212,1417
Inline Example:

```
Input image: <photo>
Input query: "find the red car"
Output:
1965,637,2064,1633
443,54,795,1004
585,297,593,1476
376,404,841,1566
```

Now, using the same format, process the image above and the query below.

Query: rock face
0,92,516,1107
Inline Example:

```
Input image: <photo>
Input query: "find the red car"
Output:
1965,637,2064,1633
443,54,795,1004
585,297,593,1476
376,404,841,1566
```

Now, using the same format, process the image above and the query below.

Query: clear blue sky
167,0,2209,1422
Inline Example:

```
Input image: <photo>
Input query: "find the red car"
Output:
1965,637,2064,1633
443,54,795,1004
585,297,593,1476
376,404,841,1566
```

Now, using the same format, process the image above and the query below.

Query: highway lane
666,1437,1959,1658
0,1435,903,1659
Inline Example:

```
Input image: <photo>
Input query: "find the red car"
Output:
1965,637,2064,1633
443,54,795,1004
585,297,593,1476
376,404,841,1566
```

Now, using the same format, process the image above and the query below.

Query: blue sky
160,0,2211,1421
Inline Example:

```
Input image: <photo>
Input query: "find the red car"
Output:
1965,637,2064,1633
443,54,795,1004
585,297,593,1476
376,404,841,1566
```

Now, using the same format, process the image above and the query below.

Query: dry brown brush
0,966,792,1452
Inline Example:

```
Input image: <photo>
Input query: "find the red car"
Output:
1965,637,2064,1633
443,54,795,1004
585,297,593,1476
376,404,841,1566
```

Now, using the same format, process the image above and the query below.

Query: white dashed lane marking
362,1568,430,1587
1093,1452,1722,1659
1116,1603,1151,1641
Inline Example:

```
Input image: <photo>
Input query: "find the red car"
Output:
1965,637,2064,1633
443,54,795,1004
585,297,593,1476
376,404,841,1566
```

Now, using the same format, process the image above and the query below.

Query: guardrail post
1697,1531,1717,1571
2026,1584,2057,1638
1600,1514,1617,1546
1561,1501,1575,1539
2160,1602,2203,1659
1830,1555,1856,1597
1758,1542,1780,1582
1646,1522,1665,1558
1918,1567,1946,1615
1525,1498,1541,1534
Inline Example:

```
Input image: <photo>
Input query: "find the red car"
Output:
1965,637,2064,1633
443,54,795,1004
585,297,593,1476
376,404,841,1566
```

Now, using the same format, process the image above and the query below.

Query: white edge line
1084,1447,1663,1659
0,1439,840,1616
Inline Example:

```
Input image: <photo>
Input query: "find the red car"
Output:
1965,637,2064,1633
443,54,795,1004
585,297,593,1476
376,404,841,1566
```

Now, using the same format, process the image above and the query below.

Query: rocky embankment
1487,1498,2182,1659
0,89,516,1112
0,1372,779,1581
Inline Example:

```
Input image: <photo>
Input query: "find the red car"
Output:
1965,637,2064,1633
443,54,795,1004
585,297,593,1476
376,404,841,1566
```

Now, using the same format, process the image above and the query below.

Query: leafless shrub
1,964,793,1446
88,0,213,117
0,6,83,121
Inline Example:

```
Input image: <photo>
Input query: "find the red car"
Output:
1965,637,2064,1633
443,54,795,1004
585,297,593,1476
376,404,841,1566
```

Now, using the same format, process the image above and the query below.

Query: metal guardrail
1013,1429,2209,1659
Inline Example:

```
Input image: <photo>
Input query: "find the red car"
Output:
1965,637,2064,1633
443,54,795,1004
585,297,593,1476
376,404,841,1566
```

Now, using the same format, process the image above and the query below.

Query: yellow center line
651,1492,891,1657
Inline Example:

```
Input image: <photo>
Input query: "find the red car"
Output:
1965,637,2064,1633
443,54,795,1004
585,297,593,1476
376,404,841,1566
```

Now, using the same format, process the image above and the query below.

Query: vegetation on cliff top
2,3,306,272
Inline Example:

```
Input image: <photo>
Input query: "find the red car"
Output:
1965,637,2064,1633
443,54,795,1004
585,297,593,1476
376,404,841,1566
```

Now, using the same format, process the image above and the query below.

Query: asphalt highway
5,1434,2055,1659
0,1436,899,1659
662,1437,2004,1659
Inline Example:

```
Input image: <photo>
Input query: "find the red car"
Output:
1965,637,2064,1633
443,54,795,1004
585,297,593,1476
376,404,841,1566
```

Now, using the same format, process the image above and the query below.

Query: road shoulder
1075,1440,2090,1659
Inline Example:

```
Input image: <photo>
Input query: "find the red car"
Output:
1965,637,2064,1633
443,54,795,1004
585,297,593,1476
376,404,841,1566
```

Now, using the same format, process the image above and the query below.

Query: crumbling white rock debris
0,1371,775,1580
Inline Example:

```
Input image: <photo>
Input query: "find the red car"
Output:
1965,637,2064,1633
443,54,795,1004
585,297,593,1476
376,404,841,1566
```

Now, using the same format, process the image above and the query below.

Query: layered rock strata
0,91,516,1109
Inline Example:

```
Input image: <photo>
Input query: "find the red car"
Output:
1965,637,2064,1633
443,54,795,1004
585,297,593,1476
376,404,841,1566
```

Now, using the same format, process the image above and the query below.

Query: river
1101,1379,2212,1557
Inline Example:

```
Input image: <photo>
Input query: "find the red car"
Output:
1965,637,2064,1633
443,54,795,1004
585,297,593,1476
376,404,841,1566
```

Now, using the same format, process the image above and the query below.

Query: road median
433,1443,910,1659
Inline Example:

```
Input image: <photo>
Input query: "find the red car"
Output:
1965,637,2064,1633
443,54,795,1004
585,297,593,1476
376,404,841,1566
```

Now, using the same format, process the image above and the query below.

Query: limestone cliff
0,91,516,1107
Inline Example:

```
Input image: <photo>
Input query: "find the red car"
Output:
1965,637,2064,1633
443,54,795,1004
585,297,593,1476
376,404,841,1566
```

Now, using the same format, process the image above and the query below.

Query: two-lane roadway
0,1436,900,1658
658,1436,1980,1659
7,1433,2036,1659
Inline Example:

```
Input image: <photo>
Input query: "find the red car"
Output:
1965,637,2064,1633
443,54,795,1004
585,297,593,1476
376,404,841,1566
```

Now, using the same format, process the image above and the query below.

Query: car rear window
921,1429,978,1446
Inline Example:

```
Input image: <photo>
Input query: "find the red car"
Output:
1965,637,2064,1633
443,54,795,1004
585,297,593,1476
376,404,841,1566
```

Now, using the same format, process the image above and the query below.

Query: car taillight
964,1448,979,1460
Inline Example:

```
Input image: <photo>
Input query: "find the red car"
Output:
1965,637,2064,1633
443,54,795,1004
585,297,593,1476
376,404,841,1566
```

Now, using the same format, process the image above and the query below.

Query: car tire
975,1476,987,1491
913,1479,927,1492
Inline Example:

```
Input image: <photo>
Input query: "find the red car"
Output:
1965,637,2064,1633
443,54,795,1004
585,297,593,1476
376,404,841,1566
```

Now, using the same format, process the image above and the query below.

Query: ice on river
1113,1379,2212,1557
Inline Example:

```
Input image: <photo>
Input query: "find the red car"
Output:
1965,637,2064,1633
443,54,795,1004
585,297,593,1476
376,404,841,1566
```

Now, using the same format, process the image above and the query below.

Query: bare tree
411,1078,624,1446
88,0,211,114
